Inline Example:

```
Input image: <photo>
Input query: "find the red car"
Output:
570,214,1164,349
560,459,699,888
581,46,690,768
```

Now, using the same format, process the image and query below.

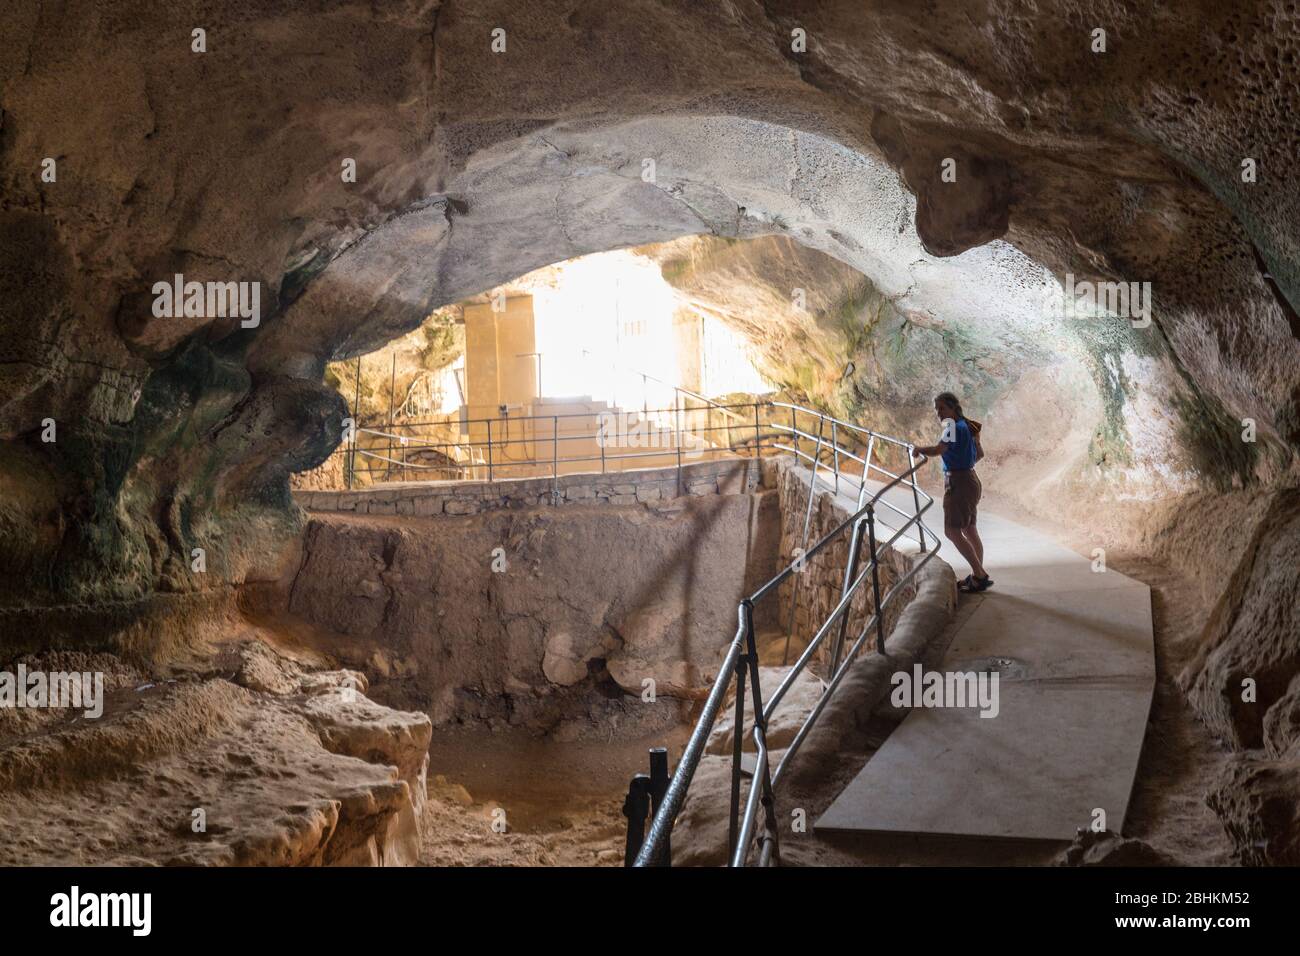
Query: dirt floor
418,723,692,866
1110,558,1236,866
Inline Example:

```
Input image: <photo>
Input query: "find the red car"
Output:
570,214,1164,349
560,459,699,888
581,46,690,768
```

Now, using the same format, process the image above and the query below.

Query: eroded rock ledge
0,642,430,866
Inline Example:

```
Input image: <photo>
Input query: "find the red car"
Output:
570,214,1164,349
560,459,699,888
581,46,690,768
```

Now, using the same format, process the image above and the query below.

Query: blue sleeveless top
941,418,977,473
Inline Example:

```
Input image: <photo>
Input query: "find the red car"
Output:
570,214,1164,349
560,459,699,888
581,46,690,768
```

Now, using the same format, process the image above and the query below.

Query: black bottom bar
1,865,1281,941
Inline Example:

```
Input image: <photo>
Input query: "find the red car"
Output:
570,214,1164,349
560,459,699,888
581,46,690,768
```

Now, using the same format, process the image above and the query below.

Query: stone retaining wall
766,458,917,656
294,458,764,517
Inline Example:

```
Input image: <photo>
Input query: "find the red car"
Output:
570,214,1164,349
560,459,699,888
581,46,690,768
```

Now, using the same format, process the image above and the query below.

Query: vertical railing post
648,748,670,866
622,774,651,866
552,414,559,498
829,517,866,676
740,599,780,867
908,447,927,553
675,392,683,497
859,435,875,509
784,415,825,664
867,505,886,654
830,421,839,496
486,418,494,484
348,355,361,490
727,647,748,857
753,402,761,459
386,352,397,482
790,407,798,462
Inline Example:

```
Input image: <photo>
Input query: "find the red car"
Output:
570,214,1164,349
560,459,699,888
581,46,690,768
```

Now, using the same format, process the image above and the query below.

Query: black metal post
622,773,651,866
741,599,781,866
648,747,671,866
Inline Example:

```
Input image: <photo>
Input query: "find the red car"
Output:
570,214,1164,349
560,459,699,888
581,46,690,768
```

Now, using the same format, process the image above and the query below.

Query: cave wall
2,3,1299,853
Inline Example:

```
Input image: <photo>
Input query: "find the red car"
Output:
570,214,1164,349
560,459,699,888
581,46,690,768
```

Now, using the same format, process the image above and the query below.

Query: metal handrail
628,404,940,868
327,396,941,867
321,392,940,868
356,426,479,461
336,399,782,488
338,402,916,491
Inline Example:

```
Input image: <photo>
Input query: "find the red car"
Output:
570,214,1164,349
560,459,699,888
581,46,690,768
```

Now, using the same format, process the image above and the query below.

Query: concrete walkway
817,481,1154,842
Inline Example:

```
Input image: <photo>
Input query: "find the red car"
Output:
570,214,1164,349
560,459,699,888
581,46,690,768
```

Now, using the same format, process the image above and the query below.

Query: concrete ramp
817,502,1154,842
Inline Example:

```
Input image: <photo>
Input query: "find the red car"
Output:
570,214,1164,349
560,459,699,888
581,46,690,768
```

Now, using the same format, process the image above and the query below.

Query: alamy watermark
891,664,999,718
596,411,707,453
50,886,150,936
1050,273,1151,329
0,665,104,719
151,274,260,328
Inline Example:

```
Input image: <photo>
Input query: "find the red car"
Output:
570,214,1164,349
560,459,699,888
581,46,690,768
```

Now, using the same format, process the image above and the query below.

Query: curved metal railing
323,397,940,868
627,404,940,867
336,399,762,488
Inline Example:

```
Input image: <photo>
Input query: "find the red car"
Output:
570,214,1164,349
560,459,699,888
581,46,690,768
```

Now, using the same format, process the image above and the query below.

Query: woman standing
914,392,992,593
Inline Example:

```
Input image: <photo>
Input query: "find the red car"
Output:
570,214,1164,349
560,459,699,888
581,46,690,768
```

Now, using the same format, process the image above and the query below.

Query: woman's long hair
936,391,982,437
935,391,965,420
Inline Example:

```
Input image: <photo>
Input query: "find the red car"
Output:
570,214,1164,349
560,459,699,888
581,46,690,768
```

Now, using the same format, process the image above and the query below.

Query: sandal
959,574,994,593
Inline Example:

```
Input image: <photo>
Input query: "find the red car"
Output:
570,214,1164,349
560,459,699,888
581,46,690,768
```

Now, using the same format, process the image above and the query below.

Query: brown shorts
943,469,982,530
